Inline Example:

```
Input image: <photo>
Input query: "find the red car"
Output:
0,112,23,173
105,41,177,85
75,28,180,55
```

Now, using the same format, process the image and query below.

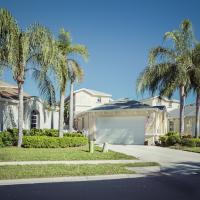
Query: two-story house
65,88,112,116
140,96,180,112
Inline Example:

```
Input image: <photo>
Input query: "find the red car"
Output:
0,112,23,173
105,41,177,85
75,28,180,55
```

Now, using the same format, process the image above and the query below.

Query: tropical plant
0,8,55,147
137,19,195,135
190,43,200,138
68,59,84,132
55,29,88,137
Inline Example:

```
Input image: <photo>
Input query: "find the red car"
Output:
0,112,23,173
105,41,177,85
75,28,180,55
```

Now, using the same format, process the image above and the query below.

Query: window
82,117,84,129
168,102,172,108
97,97,101,103
169,121,174,132
31,110,39,129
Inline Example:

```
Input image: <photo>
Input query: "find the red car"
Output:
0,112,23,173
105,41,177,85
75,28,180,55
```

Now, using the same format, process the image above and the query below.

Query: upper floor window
169,121,174,132
97,97,101,103
31,110,40,129
168,102,172,108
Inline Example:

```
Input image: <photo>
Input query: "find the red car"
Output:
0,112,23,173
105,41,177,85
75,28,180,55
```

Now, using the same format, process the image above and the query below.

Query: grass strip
0,162,159,180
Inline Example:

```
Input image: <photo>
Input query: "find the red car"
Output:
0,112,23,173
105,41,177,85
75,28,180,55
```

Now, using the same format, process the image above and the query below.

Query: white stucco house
0,81,59,131
140,96,180,112
168,104,197,136
65,88,112,116
75,98,167,145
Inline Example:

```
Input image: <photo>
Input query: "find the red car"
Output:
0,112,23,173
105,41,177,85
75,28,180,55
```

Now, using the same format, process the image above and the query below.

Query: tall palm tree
190,44,200,138
0,8,54,147
137,19,195,135
56,29,88,137
68,59,84,132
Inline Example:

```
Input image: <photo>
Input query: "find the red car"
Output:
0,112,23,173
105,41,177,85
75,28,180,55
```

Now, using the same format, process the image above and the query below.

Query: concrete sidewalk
0,159,142,166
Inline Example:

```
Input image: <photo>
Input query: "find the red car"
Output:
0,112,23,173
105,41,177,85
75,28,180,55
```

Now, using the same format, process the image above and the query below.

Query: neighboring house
168,104,197,136
75,98,167,145
0,81,59,131
140,96,180,112
65,88,112,116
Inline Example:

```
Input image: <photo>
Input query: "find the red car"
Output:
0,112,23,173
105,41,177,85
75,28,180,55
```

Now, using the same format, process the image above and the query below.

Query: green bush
23,136,88,148
166,134,181,146
193,138,200,147
0,137,4,147
166,131,179,136
0,131,14,146
159,135,168,146
181,138,196,147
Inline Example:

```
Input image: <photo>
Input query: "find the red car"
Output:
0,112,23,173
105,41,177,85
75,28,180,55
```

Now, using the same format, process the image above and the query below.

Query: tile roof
168,104,196,118
0,81,30,100
90,98,165,111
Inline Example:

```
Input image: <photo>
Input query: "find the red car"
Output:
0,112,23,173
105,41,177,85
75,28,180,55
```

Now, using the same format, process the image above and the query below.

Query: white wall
74,91,111,115
0,97,59,130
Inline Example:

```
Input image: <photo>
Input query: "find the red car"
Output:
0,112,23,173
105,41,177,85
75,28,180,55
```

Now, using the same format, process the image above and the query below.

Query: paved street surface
0,173,200,200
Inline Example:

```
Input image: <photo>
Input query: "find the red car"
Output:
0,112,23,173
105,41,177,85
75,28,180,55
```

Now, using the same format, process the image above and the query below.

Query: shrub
166,131,179,137
23,136,88,148
181,138,196,147
166,134,181,146
0,137,4,147
159,136,168,146
0,131,14,146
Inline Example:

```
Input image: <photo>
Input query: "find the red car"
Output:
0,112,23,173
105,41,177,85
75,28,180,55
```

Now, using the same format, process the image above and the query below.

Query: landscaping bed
159,131,200,153
0,162,159,180
0,146,136,161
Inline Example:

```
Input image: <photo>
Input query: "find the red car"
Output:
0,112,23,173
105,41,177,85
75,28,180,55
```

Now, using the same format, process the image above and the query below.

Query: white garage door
96,116,145,145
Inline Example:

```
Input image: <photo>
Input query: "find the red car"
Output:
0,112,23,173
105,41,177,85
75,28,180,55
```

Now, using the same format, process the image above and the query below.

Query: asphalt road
1,172,200,200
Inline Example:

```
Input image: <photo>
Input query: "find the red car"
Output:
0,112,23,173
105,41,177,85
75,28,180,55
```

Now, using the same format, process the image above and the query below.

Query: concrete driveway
109,145,200,174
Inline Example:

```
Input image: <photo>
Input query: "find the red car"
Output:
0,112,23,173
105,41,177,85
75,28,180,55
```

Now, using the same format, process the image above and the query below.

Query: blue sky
1,0,200,103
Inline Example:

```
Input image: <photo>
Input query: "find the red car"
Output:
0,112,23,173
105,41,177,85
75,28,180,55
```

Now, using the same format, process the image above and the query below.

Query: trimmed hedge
22,136,88,148
159,132,200,147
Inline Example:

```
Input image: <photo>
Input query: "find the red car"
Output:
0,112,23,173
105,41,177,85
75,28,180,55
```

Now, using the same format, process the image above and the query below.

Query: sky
1,0,200,103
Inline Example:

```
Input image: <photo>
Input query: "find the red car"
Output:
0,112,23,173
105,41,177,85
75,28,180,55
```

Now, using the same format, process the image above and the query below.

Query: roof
74,88,112,97
89,98,166,112
0,80,30,100
168,104,196,118
141,96,180,103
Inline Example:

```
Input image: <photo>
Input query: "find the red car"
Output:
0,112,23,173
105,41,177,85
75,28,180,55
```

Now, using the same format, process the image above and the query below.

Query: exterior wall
168,117,197,136
74,91,111,115
0,97,59,131
76,109,167,144
141,97,180,112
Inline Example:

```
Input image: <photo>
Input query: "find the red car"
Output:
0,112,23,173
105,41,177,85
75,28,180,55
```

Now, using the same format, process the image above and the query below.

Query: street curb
0,160,141,166
0,174,146,186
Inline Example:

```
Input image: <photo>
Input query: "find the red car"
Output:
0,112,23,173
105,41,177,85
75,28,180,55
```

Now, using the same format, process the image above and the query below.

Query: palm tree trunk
179,85,185,135
17,82,24,147
69,81,74,132
59,90,65,138
195,91,200,138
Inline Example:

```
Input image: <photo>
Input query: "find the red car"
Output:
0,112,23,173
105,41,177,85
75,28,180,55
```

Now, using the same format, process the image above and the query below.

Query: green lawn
0,146,136,161
170,146,200,153
0,162,159,180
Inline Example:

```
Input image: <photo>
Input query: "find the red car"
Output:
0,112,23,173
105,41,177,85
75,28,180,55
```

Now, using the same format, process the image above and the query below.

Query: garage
75,99,167,145
96,116,146,145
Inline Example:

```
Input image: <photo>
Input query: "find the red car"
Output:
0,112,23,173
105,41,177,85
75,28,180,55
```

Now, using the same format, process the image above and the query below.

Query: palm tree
68,59,84,132
56,29,88,137
190,44,200,138
137,19,195,135
0,8,54,147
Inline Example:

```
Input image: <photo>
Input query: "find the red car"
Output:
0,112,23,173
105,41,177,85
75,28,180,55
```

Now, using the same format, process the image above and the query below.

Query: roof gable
74,88,112,97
